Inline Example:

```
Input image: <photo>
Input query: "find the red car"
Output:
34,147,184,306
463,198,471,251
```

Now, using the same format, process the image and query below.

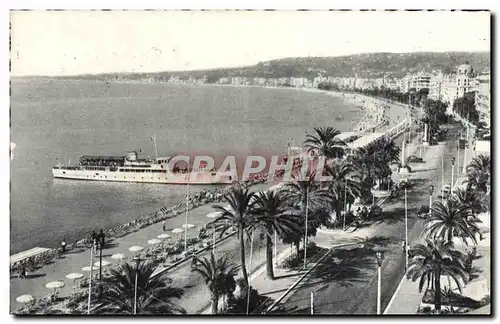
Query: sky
10,10,491,76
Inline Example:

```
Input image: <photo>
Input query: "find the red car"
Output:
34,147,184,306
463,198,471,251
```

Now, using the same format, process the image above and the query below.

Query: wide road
273,121,464,315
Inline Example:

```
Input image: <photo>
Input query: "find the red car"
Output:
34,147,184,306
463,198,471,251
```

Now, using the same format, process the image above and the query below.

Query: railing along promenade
10,176,268,273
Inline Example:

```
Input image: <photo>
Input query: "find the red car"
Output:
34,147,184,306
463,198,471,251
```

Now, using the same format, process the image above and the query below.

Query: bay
10,79,362,254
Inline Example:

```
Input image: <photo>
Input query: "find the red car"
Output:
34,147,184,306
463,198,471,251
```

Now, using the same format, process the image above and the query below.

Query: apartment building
475,71,491,127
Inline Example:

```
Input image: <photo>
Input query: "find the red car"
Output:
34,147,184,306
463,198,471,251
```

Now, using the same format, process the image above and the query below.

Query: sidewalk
384,123,489,314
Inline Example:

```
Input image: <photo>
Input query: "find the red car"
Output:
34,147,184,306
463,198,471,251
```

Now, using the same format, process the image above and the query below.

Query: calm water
10,79,362,254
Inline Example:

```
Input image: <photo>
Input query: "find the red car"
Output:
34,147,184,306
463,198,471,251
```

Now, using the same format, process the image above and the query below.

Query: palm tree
466,169,490,195
96,261,185,314
192,252,239,314
283,172,330,237
252,190,302,279
423,199,479,246
453,187,488,217
210,186,256,286
349,147,387,203
326,159,362,226
466,154,490,194
467,154,490,178
304,127,347,159
406,239,468,313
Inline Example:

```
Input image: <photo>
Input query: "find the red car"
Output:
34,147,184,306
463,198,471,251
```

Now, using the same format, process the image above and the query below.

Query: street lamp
87,247,94,315
404,187,408,271
133,256,141,315
376,251,384,315
429,185,434,217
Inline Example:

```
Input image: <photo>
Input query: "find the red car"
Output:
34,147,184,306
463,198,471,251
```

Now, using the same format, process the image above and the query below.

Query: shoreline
11,81,408,259
90,79,390,133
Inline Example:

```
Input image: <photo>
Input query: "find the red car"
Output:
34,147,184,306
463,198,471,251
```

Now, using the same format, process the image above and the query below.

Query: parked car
417,205,430,219
369,205,383,218
406,155,425,163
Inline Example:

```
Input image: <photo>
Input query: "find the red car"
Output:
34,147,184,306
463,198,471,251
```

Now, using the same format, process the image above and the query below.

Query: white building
475,71,491,127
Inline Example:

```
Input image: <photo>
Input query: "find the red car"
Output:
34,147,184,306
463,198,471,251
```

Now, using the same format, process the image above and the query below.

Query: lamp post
441,154,444,204
133,256,141,315
376,251,384,315
404,187,408,270
246,230,255,315
304,186,309,269
451,157,455,190
184,178,190,253
463,115,470,173
429,185,434,217
343,179,347,231
311,291,314,315
87,247,93,315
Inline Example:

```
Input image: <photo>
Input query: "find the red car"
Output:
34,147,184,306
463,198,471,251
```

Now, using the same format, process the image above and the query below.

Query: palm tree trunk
434,270,442,314
265,234,275,280
295,240,300,256
238,228,249,286
211,294,219,314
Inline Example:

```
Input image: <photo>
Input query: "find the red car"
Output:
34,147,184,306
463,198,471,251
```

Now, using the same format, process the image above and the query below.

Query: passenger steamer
52,151,236,185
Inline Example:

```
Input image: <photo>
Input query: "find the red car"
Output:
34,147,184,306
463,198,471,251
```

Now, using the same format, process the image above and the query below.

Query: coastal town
110,61,490,130
9,10,491,318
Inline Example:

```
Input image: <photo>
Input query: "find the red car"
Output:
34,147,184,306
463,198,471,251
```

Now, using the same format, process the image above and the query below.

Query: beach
11,79,367,253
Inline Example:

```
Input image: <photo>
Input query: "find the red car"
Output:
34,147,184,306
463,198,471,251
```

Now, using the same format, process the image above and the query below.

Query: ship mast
152,133,158,158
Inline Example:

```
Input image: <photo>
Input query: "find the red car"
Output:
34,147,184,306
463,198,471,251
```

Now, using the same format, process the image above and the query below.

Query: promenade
384,121,489,314
10,182,271,312
10,94,413,314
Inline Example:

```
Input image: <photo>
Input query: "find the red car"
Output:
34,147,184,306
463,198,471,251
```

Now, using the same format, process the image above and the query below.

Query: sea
10,79,363,254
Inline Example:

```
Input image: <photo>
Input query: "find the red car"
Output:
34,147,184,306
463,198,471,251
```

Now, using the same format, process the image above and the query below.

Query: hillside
57,51,490,81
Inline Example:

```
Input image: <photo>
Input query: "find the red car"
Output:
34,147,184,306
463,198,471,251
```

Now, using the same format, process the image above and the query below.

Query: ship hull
52,168,235,185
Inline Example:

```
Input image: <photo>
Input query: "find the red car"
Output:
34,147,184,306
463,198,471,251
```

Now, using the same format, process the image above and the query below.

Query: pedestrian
61,239,66,253
162,220,167,232
21,262,28,279
91,231,98,252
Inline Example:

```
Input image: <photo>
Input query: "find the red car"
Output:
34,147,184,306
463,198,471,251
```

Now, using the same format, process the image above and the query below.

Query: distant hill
54,51,490,81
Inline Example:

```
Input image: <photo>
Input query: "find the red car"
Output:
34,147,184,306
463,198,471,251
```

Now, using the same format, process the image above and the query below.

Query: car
441,185,451,196
406,155,424,163
417,205,430,219
369,205,383,218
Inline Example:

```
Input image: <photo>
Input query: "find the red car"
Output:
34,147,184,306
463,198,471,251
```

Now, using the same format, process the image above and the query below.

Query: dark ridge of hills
20,51,490,81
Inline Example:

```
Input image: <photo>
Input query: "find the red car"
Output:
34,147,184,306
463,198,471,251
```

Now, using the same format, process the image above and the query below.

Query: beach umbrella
16,294,34,304
45,281,65,294
181,223,195,229
129,246,144,252
65,273,83,280
172,228,184,234
94,260,111,268
81,266,99,272
111,253,125,260
46,281,65,289
148,239,162,245
157,233,171,239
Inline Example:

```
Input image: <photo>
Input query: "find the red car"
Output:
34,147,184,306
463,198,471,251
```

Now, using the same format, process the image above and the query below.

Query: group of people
354,206,370,219
89,229,106,252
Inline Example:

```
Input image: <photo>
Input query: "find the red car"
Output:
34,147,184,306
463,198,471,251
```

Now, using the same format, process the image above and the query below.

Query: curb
383,273,406,314
200,245,294,314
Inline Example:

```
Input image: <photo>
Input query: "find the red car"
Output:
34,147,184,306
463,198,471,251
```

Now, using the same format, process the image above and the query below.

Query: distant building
428,73,444,101
406,72,432,92
456,62,476,97
442,62,477,114
475,71,491,127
